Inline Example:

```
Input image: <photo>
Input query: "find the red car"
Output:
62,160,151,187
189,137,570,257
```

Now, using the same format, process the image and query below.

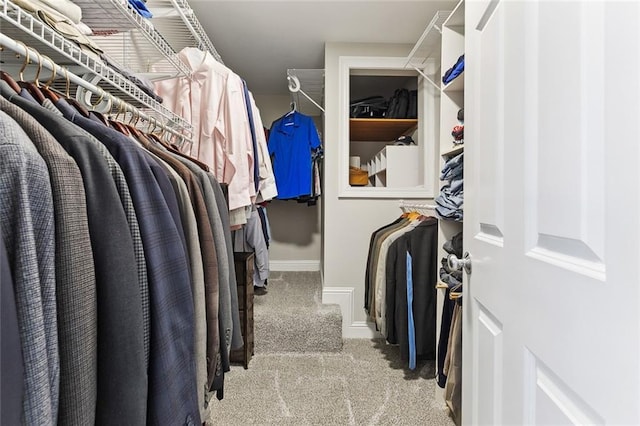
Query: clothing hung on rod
268,110,323,204
364,211,438,369
0,74,242,425
154,47,278,228
232,205,272,289
435,231,463,426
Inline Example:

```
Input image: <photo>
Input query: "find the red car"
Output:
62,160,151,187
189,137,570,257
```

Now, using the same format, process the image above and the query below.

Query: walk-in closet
1,0,639,425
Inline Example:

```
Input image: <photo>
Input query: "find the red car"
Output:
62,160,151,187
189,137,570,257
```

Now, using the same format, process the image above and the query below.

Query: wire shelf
287,68,324,116
147,0,222,63
0,0,192,132
0,32,193,143
405,10,451,69
75,0,191,78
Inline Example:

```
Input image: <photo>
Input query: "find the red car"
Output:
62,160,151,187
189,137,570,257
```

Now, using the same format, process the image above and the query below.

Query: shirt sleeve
307,117,321,150
267,122,277,156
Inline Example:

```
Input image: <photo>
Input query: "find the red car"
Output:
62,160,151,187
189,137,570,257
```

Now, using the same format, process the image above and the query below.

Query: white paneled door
462,1,640,425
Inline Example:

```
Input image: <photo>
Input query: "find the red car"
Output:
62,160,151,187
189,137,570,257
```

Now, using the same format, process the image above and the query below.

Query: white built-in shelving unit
365,145,420,188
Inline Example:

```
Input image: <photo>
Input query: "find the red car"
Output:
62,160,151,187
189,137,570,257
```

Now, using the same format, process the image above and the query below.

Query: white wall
323,42,435,335
253,94,322,270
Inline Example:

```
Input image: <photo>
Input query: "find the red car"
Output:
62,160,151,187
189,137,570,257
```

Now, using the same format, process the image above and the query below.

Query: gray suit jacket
208,174,243,351
0,88,147,425
0,109,57,426
0,97,98,426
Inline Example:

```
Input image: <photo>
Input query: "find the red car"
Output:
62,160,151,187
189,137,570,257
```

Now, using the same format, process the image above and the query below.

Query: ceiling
189,0,457,96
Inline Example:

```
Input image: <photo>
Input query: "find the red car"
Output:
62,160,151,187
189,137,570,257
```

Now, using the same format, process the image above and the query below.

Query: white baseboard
269,260,320,271
322,287,381,339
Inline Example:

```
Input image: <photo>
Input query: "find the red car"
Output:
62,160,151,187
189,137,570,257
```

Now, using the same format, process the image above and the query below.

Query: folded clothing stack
13,0,104,56
442,55,465,85
101,55,164,104
440,232,463,288
436,152,463,221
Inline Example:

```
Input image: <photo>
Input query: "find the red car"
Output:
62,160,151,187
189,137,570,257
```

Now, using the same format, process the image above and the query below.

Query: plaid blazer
0,109,57,426
6,94,147,426
148,153,208,418
58,104,200,426
0,96,98,426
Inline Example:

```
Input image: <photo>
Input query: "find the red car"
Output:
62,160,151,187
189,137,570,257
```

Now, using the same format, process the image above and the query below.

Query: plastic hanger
88,90,111,126
16,45,46,104
286,100,296,116
0,70,21,94
40,56,60,103
407,211,420,221
0,46,20,92
51,67,90,118
108,99,131,136
124,108,146,140
436,281,449,290
449,283,463,300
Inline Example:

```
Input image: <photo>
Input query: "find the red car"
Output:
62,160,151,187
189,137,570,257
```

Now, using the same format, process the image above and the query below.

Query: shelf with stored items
0,0,222,135
441,144,464,159
345,71,430,193
0,0,192,131
148,0,222,61
434,1,465,422
72,0,192,79
349,118,418,142
77,0,223,75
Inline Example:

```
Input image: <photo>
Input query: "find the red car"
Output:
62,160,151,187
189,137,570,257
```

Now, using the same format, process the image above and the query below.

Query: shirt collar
276,111,300,135
55,97,77,120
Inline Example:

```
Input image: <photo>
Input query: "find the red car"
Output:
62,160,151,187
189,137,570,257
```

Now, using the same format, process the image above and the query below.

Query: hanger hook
17,41,31,81
115,98,125,121
128,106,135,126
33,50,43,87
43,55,57,88
90,89,105,109
105,94,113,114
62,67,71,98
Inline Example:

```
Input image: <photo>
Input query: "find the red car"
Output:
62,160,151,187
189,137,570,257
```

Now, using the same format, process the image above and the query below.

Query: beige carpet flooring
205,339,455,425
204,271,455,425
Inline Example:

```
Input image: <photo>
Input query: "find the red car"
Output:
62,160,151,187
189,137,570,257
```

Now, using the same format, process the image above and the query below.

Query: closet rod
0,33,192,144
399,199,437,212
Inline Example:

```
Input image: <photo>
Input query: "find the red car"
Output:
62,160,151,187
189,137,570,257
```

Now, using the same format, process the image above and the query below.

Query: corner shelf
350,118,417,142
441,145,464,158
443,73,465,92
364,145,420,188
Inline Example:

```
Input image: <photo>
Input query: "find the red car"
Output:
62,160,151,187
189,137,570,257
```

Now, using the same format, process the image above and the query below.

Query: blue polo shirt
268,111,321,199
